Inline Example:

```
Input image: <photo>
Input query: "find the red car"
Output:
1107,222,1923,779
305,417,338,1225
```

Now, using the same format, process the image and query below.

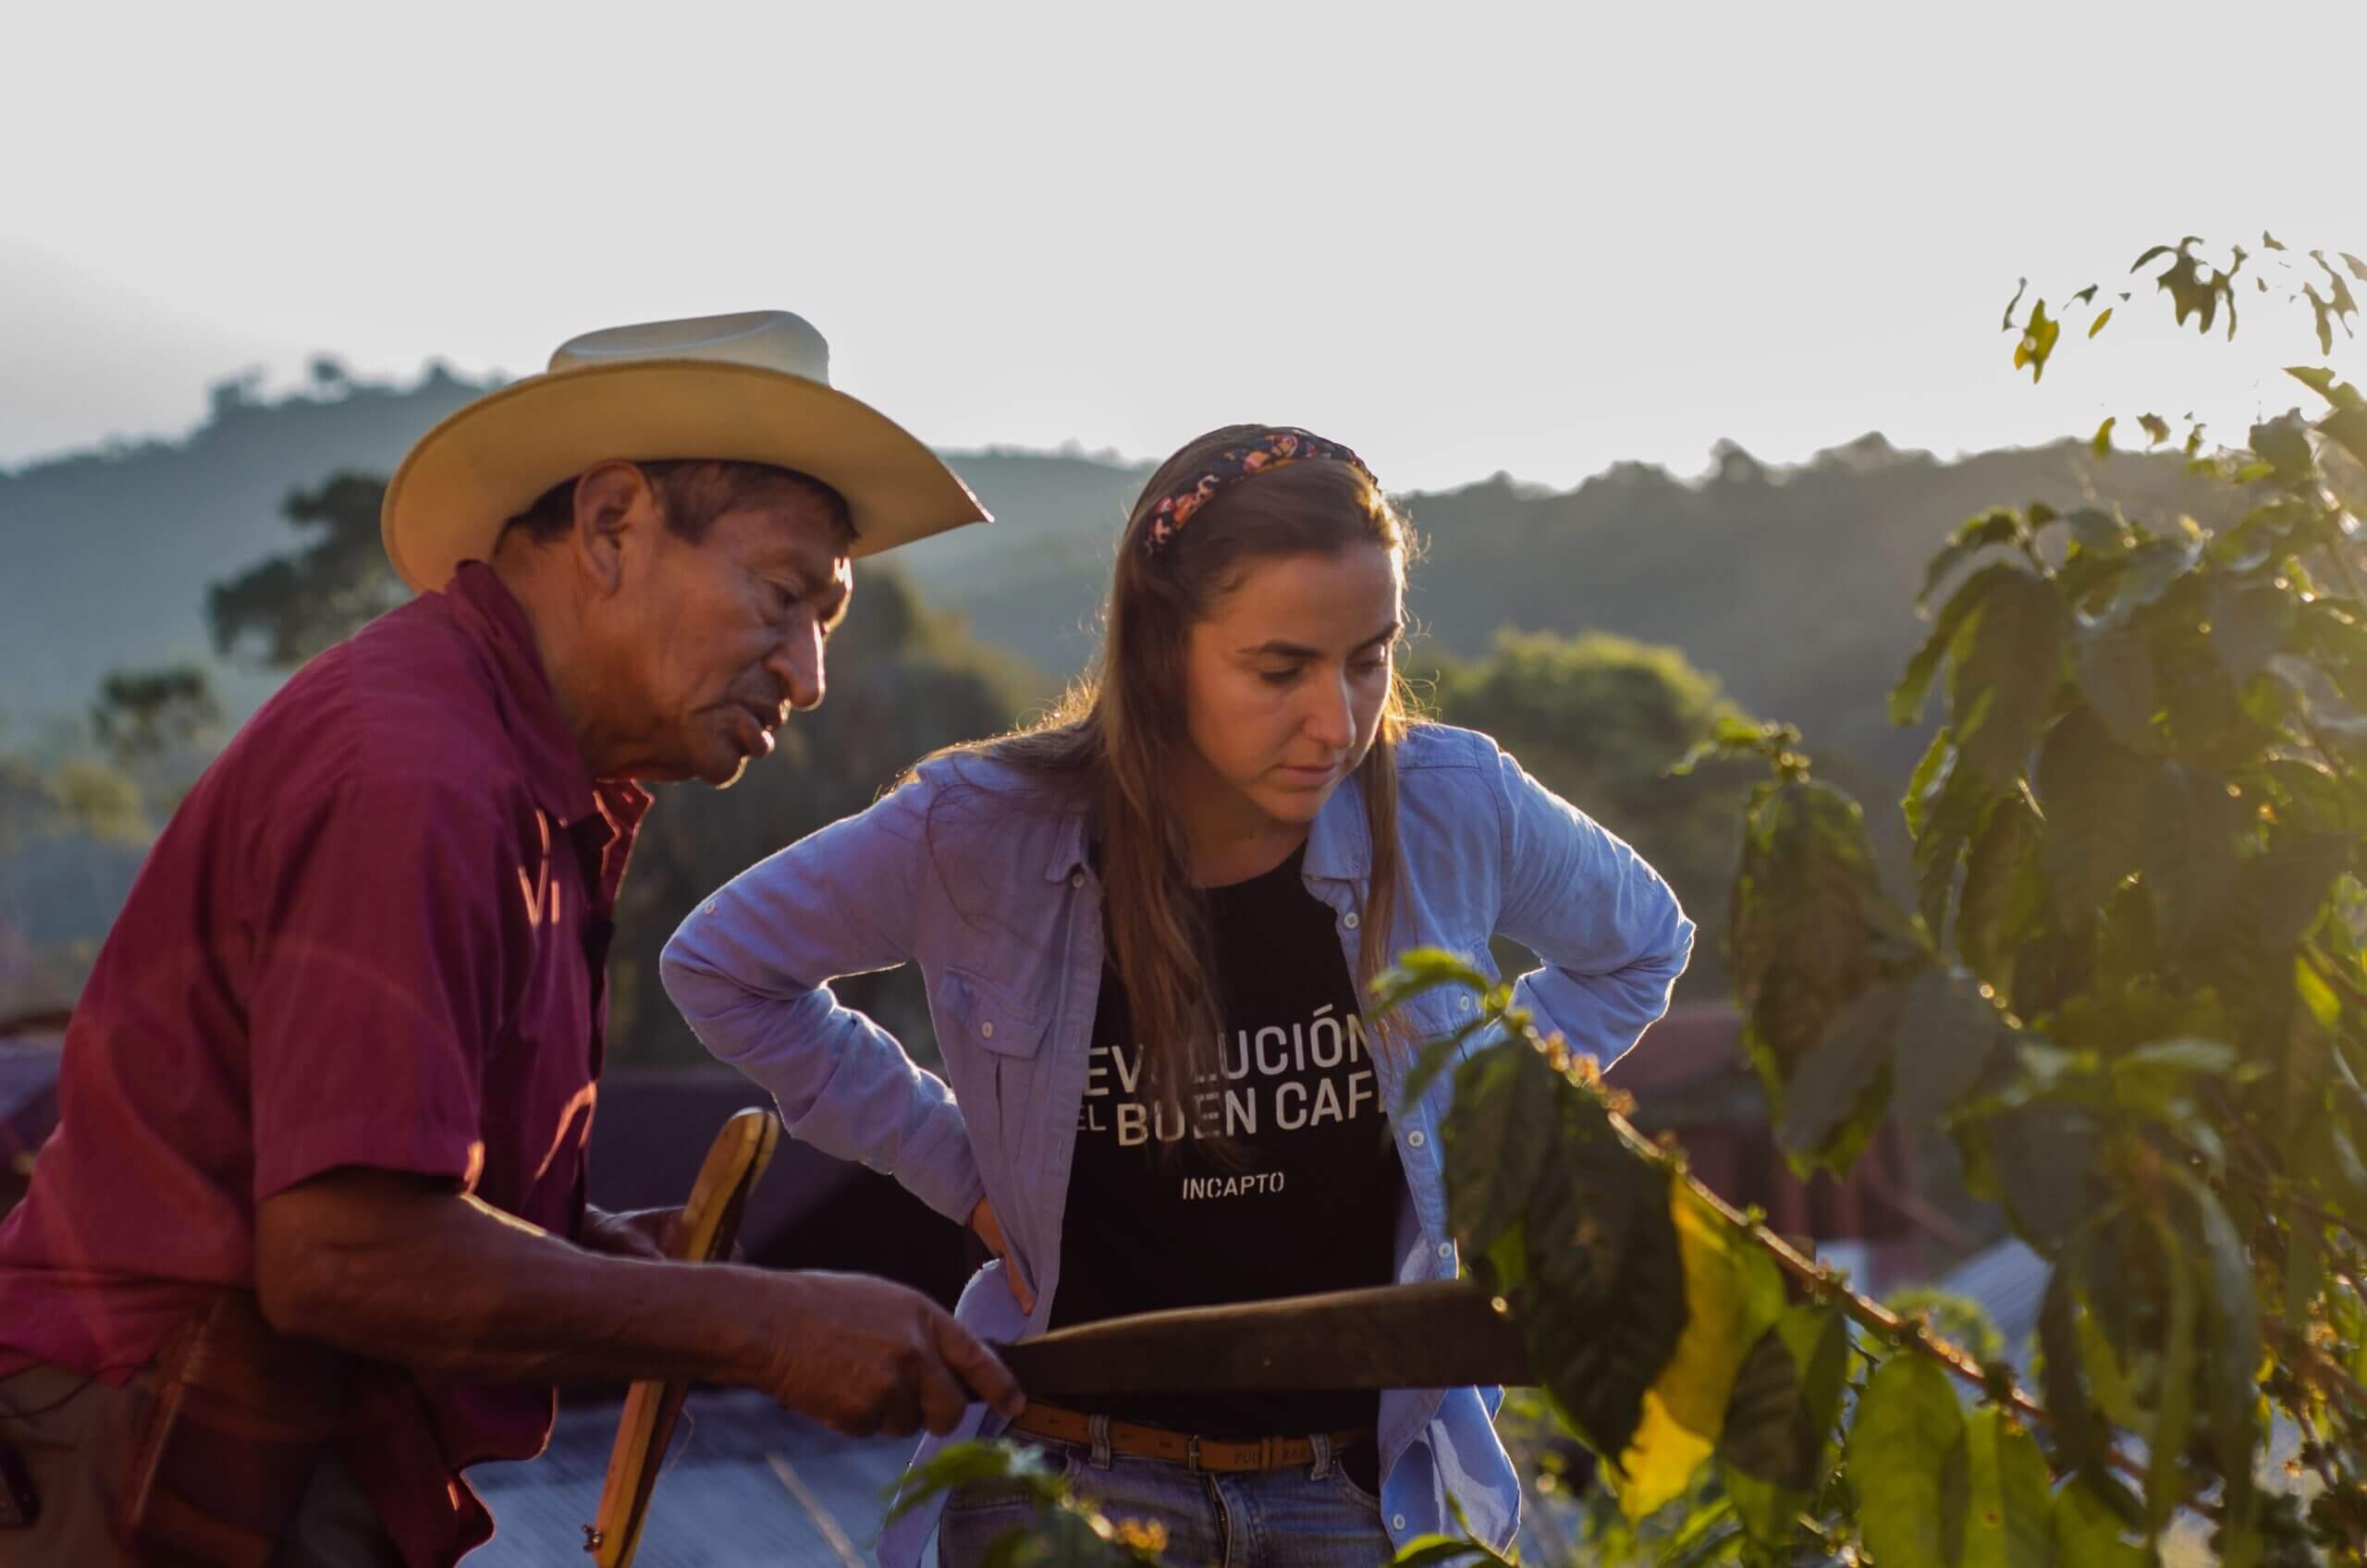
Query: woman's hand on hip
969,1198,1036,1314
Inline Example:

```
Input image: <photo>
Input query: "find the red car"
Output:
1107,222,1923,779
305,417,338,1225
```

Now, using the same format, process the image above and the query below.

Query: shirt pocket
935,967,1047,1060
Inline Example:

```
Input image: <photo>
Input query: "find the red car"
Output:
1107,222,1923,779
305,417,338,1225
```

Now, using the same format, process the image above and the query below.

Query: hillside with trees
0,362,2226,1045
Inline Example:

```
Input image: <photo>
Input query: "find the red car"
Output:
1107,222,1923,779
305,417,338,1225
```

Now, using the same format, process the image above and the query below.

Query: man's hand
579,1205,746,1264
255,1171,1010,1432
756,1271,1025,1438
969,1198,1036,1315
579,1205,681,1262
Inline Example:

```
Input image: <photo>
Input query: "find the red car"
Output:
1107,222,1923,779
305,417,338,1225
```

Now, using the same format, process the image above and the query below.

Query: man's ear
570,461,660,596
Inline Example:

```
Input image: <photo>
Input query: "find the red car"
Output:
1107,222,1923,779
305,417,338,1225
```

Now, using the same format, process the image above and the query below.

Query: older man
0,312,1021,1565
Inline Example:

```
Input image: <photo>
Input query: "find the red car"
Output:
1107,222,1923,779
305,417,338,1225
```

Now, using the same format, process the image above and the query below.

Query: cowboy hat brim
381,359,990,593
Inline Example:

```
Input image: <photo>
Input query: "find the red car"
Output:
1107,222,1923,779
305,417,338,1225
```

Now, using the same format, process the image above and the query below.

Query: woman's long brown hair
918,424,1418,1119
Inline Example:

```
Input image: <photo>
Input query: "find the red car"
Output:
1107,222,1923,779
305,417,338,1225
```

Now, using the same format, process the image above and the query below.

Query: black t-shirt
1050,842,1405,1439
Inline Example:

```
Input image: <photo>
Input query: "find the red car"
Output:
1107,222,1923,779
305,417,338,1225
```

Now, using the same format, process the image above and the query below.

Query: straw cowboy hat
381,310,990,593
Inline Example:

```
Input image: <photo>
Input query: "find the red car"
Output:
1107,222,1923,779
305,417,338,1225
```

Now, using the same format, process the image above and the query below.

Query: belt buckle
1185,1434,1203,1472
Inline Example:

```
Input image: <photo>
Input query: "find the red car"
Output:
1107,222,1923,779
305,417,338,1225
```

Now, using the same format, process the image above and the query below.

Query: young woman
660,425,1694,1567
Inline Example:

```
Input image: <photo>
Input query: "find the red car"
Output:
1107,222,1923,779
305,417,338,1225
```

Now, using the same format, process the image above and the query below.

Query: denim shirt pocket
934,966,1053,1298
937,967,1049,1060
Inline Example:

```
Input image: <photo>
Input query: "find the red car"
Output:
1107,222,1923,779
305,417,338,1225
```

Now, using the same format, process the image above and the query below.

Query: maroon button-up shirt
0,563,650,1565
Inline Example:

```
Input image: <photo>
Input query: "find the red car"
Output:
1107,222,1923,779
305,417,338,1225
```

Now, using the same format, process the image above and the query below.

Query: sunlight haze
5,0,2361,489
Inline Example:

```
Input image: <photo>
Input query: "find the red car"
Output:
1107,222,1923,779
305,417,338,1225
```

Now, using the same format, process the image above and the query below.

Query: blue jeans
937,1433,1393,1568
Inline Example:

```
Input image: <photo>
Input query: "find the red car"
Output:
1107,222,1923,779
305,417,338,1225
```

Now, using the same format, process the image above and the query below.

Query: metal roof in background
469,1389,913,1567
1935,1235,2048,1354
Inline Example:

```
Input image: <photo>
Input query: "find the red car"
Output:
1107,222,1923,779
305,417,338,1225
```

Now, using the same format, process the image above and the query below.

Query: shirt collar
1304,777,1372,882
1040,773,1372,883
439,561,643,832
1043,811,1090,883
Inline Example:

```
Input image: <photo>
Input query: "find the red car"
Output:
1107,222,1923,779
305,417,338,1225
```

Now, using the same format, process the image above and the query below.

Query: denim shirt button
1406,1130,1427,1149
980,1021,996,1039
1437,1242,1453,1259
1392,1514,1407,1531
1342,912,1359,929
1071,871,1085,888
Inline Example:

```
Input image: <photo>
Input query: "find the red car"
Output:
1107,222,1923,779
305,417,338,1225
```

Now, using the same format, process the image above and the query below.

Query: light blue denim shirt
659,722,1695,1566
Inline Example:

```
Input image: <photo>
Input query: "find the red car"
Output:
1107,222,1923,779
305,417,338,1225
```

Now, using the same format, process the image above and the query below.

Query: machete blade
994,1280,1531,1397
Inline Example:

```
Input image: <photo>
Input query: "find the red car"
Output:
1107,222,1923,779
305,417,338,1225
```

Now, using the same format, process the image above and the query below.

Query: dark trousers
0,1363,399,1567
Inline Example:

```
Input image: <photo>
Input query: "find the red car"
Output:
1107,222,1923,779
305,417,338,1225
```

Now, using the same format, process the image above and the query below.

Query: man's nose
768,622,826,712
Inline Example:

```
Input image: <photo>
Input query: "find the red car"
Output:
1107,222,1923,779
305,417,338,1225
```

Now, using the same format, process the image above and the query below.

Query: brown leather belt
1010,1403,1371,1474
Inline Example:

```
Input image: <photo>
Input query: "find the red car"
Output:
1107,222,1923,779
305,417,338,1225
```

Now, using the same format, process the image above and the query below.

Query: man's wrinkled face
598,479,852,787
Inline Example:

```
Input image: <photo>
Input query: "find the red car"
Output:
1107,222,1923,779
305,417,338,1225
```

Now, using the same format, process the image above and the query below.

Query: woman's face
1178,543,1404,839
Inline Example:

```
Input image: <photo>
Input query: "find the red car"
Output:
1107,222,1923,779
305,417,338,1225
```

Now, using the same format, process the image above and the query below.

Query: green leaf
2286,1217,2324,1337
1895,562,2023,725
2322,402,2367,474
1950,568,2067,786
2142,765,2250,951
2300,1106,2367,1219
2287,364,2357,405
1941,1406,2055,1568
2247,411,2317,484
1513,1096,1688,1464
1903,726,1954,839
2014,298,2061,382
1721,1327,1813,1489
1956,788,2044,985
2140,412,2173,447
1386,1536,1513,1568
2298,952,2344,1035
2104,537,2201,623
1371,949,1491,1015
1399,1016,1490,1112
1916,744,1992,946
2135,239,2238,337
2266,755,2367,835
2204,579,2289,685
2171,1173,2259,1540
2037,705,2152,924
1780,972,1916,1163
1612,1187,1784,1518
1442,1043,1562,1264
1661,1503,1744,1568
2113,1036,2237,1084
2091,416,2116,456
2075,624,2159,750
1923,510,2028,607
2038,1268,2146,1526
1721,1305,1846,1553
1987,1102,2105,1256
1730,778,1918,1109
883,1439,1056,1523
2089,307,2114,338
2051,1478,2150,1567
1893,966,2008,1123
1848,1355,1967,1568
2141,1214,2198,1541
2062,508,2133,554
2229,831,2345,970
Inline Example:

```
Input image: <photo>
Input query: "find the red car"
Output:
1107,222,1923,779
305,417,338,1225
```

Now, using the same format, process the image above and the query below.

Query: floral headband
1141,427,1376,556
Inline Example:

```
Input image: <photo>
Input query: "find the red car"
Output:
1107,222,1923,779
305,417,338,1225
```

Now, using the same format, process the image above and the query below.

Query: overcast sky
5,0,2363,492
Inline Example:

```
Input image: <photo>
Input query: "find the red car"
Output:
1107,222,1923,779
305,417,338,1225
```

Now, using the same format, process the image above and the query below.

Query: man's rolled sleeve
246,774,522,1202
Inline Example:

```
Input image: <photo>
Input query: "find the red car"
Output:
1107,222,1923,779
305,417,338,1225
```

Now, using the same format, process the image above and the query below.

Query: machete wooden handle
584,1105,781,1567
